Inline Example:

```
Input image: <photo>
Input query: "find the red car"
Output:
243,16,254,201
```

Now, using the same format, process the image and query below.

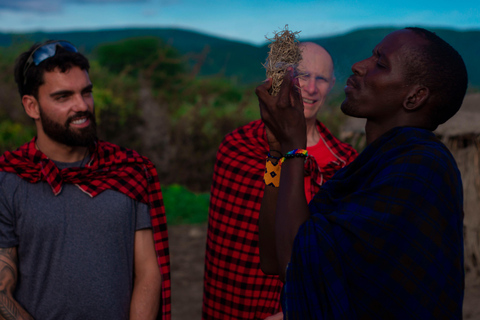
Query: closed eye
82,85,93,96
52,93,72,101
298,73,309,81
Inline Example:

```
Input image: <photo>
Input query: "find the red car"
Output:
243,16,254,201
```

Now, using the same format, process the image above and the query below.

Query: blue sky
0,0,479,45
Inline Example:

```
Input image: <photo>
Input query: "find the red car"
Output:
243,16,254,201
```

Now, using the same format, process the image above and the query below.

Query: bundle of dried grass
263,25,302,96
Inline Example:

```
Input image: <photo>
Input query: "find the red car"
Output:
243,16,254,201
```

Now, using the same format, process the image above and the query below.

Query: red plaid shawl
0,138,171,320
202,119,357,320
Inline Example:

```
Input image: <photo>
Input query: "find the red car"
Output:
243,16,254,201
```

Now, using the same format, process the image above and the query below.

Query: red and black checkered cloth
202,119,357,320
0,138,171,320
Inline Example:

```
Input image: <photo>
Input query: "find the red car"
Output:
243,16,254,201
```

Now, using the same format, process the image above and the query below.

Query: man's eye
297,73,309,80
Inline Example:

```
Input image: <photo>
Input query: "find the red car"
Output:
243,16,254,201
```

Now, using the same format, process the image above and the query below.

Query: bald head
298,42,335,79
296,42,336,121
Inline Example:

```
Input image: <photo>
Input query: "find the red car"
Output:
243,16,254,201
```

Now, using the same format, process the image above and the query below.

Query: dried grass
263,25,302,96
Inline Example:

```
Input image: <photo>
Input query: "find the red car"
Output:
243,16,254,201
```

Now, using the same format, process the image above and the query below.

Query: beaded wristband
279,149,308,164
267,150,283,161
264,157,281,187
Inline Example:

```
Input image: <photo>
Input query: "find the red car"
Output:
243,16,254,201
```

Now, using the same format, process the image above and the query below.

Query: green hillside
1,26,479,89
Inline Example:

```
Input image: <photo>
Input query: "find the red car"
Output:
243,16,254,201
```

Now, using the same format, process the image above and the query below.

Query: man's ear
328,76,336,93
404,85,429,111
22,95,40,120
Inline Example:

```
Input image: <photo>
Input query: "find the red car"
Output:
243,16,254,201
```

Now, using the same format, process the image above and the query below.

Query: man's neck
35,135,89,163
365,118,405,145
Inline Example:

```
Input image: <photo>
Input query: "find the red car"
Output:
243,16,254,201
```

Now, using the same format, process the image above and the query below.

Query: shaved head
298,42,335,81
297,42,336,121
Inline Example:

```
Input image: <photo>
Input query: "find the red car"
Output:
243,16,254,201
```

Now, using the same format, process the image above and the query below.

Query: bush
0,120,35,153
162,184,210,225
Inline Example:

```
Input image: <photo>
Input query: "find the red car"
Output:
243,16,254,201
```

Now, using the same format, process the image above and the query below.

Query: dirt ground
169,223,480,320
169,224,207,320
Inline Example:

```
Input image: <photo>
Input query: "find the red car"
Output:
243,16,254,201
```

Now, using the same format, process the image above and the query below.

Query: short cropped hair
403,27,468,127
14,41,90,99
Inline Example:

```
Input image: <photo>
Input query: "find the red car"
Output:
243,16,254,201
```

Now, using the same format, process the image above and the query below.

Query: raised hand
255,68,307,153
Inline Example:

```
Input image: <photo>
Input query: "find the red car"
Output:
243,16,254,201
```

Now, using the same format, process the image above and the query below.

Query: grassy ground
163,184,210,225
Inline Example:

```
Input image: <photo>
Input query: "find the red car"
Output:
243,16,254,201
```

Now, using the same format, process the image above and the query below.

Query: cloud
70,0,148,3
0,0,152,13
0,0,63,13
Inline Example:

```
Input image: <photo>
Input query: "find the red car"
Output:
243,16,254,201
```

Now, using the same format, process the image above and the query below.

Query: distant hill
303,27,480,92
1,26,479,89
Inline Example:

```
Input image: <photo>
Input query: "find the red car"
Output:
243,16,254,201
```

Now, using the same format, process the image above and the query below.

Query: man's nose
351,58,368,76
72,94,90,112
303,77,317,94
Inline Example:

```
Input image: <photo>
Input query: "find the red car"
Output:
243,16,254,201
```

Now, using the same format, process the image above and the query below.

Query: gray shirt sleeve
136,201,152,230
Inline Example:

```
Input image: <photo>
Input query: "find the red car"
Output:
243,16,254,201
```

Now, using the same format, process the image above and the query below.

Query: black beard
39,107,97,147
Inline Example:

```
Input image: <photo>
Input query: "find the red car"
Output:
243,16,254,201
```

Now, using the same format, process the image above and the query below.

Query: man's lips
68,112,93,127
71,117,88,125
303,98,317,105
346,76,359,89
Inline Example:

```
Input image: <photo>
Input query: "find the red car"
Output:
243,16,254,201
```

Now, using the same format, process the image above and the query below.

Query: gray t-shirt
0,159,151,320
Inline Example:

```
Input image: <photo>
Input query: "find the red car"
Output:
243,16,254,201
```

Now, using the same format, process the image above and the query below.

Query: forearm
255,68,310,281
0,248,33,320
259,184,280,274
129,272,161,320
0,294,34,320
275,156,311,281
130,229,162,320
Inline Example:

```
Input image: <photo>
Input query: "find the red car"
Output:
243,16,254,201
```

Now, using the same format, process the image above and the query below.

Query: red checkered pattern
0,138,171,320
202,119,357,320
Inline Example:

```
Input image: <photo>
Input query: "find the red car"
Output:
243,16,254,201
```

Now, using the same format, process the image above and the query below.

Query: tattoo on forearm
0,293,20,320
0,248,17,291
0,248,25,320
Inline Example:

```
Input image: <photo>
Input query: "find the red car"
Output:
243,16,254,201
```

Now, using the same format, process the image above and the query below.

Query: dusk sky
0,0,479,45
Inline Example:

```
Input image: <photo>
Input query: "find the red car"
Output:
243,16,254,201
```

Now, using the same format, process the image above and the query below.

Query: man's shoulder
0,170,18,180
225,119,264,139
0,170,24,195
374,127,458,173
215,119,268,163
383,127,446,152
97,140,154,165
0,140,33,160
220,119,266,149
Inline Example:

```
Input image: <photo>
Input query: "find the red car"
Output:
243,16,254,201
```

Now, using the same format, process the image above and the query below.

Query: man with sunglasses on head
0,41,171,319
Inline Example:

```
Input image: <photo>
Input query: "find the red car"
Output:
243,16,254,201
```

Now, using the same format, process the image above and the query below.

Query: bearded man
0,40,171,320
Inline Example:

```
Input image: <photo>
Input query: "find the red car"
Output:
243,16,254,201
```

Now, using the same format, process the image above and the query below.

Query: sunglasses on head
23,40,78,85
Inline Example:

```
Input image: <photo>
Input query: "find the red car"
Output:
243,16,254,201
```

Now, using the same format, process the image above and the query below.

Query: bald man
202,42,357,320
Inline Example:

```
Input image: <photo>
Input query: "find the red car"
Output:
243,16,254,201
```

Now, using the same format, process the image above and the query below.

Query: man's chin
303,112,316,122
340,100,356,117
340,102,365,119
303,105,321,120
